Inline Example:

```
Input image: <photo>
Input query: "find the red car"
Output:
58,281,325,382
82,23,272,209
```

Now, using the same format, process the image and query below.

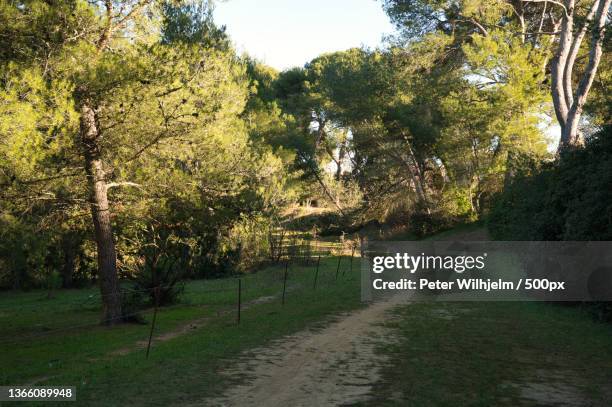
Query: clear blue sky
214,0,395,71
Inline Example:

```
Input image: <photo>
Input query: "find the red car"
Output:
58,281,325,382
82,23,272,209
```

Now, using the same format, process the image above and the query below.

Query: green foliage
382,0,510,40
0,0,98,63
224,214,274,272
117,227,187,316
0,63,78,183
0,214,49,289
489,129,612,323
584,52,612,126
489,126,612,241
45,270,63,292
130,255,185,307
0,0,606,292
0,0,292,290
161,0,229,49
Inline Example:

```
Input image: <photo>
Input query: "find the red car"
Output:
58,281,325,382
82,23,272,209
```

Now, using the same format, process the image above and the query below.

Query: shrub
120,289,148,324
489,126,612,241
130,253,185,306
407,196,472,238
225,214,273,271
489,126,612,321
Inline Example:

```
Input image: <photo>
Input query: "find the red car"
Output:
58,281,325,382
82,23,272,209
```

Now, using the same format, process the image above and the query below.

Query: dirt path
197,228,490,406
202,294,408,407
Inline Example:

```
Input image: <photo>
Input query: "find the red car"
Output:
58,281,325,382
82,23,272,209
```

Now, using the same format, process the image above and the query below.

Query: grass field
359,224,612,405
359,301,612,406
3,226,612,406
0,256,363,406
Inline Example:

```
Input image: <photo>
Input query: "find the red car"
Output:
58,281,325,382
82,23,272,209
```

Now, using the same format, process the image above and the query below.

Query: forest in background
0,0,610,323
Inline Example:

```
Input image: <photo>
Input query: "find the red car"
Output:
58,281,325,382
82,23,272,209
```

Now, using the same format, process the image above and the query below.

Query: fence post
313,255,321,290
146,286,160,359
344,244,355,277
282,260,288,305
335,256,342,281
237,278,241,324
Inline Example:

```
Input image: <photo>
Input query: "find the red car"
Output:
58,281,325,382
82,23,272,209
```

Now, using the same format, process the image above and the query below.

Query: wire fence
0,243,361,357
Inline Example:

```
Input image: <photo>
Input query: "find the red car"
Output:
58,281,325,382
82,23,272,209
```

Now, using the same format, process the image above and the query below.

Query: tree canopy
0,0,609,322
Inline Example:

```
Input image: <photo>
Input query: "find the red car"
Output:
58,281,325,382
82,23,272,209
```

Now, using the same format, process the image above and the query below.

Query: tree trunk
561,0,610,149
550,1,573,136
336,143,346,181
402,137,430,211
80,102,122,324
399,154,430,211
61,233,78,288
550,0,611,152
298,151,346,216
407,147,429,204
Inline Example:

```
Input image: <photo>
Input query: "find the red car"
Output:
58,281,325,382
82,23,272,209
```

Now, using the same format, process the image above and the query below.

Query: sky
213,0,561,148
214,0,396,71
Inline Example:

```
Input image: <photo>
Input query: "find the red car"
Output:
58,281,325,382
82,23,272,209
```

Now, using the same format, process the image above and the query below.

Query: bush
130,253,185,307
407,197,471,238
489,126,612,321
408,209,454,238
225,215,273,271
120,289,148,324
489,126,612,241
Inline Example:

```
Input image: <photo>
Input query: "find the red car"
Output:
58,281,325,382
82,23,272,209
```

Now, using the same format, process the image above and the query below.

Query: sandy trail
195,229,488,406
203,294,408,407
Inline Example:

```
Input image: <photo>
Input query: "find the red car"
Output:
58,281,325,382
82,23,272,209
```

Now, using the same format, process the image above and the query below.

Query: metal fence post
146,286,160,359
344,244,355,277
282,260,288,305
237,278,241,324
313,255,321,290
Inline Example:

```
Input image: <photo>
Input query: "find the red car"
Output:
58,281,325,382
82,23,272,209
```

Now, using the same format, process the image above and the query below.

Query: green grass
358,301,612,406
360,225,612,405
4,225,612,406
0,256,363,406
